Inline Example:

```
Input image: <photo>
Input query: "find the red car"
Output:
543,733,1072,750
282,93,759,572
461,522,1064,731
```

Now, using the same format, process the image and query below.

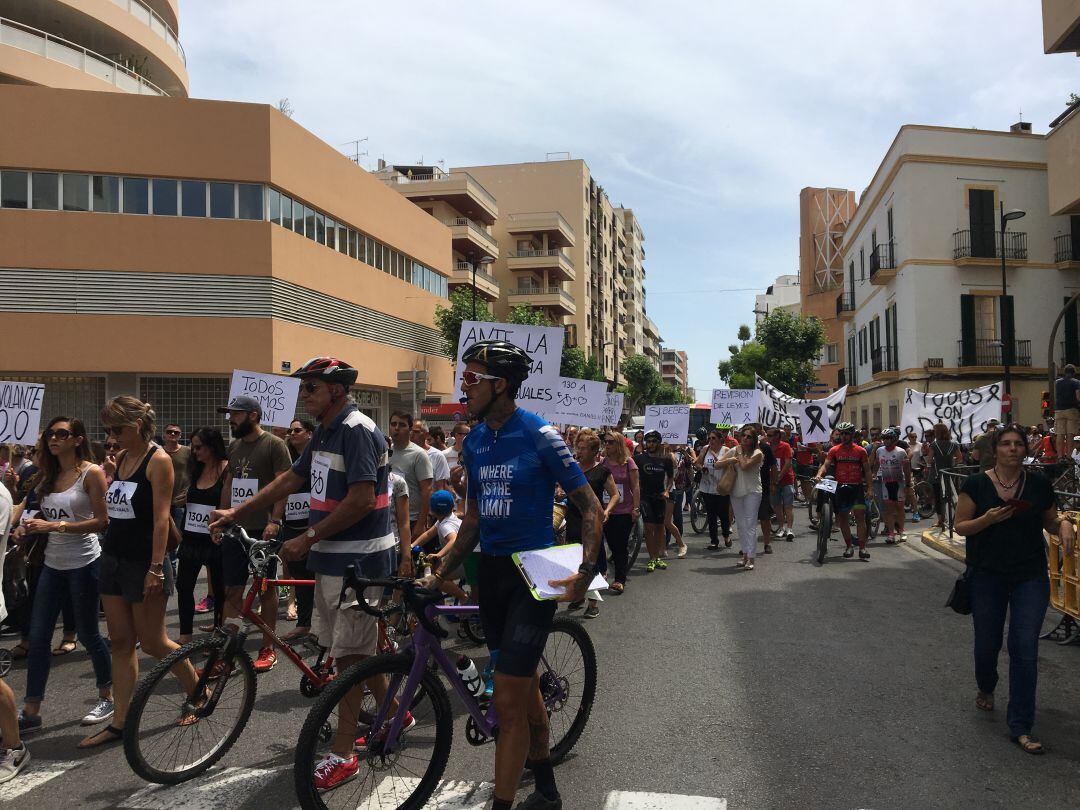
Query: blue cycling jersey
461,408,588,556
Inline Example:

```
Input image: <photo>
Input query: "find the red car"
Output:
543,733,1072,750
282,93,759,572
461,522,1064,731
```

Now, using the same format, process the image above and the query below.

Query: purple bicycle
293,566,597,810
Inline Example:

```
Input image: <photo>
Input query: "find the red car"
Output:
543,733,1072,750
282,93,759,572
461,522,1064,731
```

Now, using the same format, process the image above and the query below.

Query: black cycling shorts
640,496,667,525
882,481,902,503
478,554,556,678
834,484,867,513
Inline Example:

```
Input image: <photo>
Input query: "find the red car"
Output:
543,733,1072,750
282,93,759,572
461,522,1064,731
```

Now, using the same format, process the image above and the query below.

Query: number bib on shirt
106,480,138,520
230,478,258,508
310,453,331,501
20,509,38,524
286,493,310,522
185,503,213,535
603,482,625,504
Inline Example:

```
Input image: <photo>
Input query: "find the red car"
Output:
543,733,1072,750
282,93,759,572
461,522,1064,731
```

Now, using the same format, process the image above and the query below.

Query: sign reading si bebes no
228,370,301,429
0,380,45,444
644,404,691,443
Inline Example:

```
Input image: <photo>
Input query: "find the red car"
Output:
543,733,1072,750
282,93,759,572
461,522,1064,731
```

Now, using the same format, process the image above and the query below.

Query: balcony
1055,233,1080,269
448,217,499,259
506,249,576,282
108,0,186,64
450,261,499,301
957,338,1032,367
871,346,898,377
869,241,897,284
952,230,1028,266
836,291,855,320
382,169,497,224
1043,0,1080,53
506,286,576,316
0,15,167,95
1048,102,1080,215
505,211,575,247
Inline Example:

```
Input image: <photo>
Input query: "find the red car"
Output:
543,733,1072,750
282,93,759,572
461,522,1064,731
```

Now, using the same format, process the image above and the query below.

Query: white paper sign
0,381,45,443
536,378,610,427
106,480,138,520
710,389,757,426
754,376,847,434
184,503,213,535
601,392,625,427
814,478,838,493
794,391,849,444
231,477,258,508
286,493,310,522
899,382,1003,446
310,452,331,502
228,370,301,429
644,405,691,443
455,321,565,415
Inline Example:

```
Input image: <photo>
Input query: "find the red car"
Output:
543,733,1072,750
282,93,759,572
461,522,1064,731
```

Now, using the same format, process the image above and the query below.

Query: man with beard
216,395,292,672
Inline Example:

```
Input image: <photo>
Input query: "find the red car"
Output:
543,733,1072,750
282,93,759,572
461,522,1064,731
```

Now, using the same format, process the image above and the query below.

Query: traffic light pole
1047,290,1080,415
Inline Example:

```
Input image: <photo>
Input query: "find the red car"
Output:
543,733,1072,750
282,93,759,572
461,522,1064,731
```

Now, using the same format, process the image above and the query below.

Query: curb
921,528,966,563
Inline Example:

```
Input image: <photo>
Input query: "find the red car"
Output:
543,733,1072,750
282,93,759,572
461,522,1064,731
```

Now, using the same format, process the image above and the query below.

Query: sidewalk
921,525,966,562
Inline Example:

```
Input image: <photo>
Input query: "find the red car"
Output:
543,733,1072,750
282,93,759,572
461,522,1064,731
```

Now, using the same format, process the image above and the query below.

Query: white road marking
604,791,728,810
0,759,81,801
119,766,281,810
374,777,494,808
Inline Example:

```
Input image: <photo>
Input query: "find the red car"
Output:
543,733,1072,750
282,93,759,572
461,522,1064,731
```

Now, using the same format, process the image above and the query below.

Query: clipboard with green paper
511,543,608,601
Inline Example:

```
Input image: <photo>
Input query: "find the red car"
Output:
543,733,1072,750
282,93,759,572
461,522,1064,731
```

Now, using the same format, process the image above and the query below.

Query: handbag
716,451,737,496
946,569,972,615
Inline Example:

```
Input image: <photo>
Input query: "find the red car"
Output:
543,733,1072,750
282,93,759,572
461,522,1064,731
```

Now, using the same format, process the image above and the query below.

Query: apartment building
838,124,1075,429
0,3,455,435
661,349,690,396
384,158,657,385
798,188,857,392
754,274,801,322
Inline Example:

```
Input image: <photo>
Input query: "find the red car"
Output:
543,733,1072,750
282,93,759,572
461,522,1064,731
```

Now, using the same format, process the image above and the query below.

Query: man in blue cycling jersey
425,339,602,810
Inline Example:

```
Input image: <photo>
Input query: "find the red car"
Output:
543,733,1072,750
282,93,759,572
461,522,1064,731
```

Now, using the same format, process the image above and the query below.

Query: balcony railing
383,170,497,211
952,230,1028,261
0,16,167,95
508,249,573,267
452,261,497,286
869,241,896,278
871,345,897,375
451,217,498,248
109,0,185,64
957,338,1032,367
836,291,855,316
1055,233,1080,263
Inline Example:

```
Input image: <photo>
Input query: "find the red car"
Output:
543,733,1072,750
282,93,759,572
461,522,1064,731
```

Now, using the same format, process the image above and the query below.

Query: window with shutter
960,295,977,365
968,189,996,258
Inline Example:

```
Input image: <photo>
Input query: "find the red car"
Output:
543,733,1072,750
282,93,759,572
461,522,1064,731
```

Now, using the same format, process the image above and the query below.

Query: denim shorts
771,484,795,507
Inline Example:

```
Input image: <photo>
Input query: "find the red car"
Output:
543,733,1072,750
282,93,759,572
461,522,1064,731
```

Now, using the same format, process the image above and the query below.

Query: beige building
0,2,456,435
383,158,657,385
755,274,801,322
661,349,689,396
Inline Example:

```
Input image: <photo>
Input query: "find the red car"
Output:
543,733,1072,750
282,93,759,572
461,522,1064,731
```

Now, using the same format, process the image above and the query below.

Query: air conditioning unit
926,358,944,368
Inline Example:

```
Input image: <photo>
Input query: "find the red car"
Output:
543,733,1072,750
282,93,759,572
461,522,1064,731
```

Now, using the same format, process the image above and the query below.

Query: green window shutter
1066,295,1079,365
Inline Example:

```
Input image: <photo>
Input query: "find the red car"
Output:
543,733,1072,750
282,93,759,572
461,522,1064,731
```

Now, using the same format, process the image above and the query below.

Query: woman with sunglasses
720,427,764,570
282,419,315,640
82,396,198,749
17,417,113,735
176,428,228,644
694,428,734,549
601,430,639,593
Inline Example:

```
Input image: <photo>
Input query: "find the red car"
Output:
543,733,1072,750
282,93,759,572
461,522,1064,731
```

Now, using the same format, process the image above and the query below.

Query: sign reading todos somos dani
228,370,301,429
0,380,45,444
455,321,565,415
899,383,1003,445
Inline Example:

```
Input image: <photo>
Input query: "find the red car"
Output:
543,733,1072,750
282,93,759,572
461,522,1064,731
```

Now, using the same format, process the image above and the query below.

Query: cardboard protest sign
228,370,301,429
710,389,757,426
899,383,1003,445
644,404,691,443
0,381,44,443
754,375,846,434
455,321,565,415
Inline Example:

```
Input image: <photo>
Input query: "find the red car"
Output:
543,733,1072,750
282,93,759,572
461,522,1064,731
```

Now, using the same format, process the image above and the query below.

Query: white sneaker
785,530,795,540
0,744,29,783
81,698,114,726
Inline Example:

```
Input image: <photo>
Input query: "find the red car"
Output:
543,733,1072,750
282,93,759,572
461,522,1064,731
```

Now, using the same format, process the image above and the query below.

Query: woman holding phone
954,424,1074,756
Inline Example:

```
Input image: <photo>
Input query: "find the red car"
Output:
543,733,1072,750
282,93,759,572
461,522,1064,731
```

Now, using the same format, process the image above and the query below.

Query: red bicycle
123,526,339,784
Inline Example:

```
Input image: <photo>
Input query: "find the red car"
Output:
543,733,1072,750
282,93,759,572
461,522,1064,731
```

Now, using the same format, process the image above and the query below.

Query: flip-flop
78,724,123,749
53,640,78,656
976,691,994,711
1013,735,1045,755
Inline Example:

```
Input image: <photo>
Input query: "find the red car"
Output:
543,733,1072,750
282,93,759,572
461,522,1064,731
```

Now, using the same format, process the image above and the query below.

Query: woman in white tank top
16,417,114,735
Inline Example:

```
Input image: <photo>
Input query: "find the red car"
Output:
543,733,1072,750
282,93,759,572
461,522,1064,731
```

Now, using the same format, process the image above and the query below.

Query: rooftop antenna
342,138,368,165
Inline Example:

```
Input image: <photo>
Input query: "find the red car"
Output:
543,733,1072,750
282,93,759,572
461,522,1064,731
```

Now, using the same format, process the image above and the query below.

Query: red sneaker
313,753,358,791
193,595,214,614
355,711,415,749
195,659,229,680
253,647,277,673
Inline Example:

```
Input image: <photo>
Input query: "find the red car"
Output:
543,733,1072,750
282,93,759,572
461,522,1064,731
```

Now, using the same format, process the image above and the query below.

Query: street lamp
999,204,1026,399
470,255,494,320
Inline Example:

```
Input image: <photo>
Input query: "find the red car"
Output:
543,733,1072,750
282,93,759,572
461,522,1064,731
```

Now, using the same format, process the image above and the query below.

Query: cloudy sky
182,1,1075,397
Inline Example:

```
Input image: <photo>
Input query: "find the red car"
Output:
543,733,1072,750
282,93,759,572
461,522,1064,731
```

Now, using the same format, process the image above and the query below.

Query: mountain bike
294,568,597,810
912,470,936,519
812,477,836,564
689,487,707,535
124,526,339,784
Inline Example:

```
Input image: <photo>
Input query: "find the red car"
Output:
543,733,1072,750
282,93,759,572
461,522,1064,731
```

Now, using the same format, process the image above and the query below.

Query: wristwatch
305,527,318,542
57,521,68,534
577,562,595,577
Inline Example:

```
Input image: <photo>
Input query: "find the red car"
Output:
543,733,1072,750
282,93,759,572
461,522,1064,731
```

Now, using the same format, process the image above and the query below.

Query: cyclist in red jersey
814,422,874,560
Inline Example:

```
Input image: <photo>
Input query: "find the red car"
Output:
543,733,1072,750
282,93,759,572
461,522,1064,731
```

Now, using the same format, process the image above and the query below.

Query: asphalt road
4,515,1080,809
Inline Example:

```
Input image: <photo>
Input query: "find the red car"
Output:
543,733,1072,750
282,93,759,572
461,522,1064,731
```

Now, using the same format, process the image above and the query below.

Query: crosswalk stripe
603,791,728,809
0,759,80,801
119,766,282,810
374,777,494,808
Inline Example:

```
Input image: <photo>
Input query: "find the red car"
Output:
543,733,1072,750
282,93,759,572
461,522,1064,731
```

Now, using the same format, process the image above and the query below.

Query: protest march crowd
0,348,1076,794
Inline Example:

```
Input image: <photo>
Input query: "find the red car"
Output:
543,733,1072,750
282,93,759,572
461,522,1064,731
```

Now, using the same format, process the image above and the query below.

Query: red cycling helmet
291,356,358,387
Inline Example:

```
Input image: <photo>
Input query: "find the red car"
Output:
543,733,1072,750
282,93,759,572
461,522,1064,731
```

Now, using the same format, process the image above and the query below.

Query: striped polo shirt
292,404,395,575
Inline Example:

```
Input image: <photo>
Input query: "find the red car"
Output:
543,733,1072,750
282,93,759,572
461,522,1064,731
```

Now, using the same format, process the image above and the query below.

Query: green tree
652,381,691,405
581,353,605,382
506,306,552,327
433,287,495,357
717,309,825,397
619,354,660,414
737,324,752,345
560,346,587,379
1069,92,1080,106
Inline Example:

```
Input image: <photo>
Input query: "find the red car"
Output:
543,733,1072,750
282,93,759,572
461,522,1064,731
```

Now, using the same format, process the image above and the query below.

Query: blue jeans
969,568,1049,738
25,559,112,704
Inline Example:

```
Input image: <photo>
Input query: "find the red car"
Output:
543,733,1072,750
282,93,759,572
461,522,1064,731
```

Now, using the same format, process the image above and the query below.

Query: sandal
609,582,624,594
975,691,994,712
53,639,78,656
9,641,30,660
1013,735,1045,755
78,724,123,749
282,628,311,642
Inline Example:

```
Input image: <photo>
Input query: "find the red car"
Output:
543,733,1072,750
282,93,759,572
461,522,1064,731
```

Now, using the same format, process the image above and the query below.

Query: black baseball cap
217,395,262,417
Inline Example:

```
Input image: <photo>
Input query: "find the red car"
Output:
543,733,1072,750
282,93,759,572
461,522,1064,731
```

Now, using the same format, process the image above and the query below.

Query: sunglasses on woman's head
45,429,72,440
461,370,502,387
103,425,129,436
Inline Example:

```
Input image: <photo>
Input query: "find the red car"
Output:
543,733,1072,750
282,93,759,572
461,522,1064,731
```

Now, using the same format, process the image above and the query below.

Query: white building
754,274,801,322
839,123,1079,429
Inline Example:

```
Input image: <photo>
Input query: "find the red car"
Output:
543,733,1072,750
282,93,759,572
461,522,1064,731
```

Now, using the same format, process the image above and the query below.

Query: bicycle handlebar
339,566,449,640
219,524,282,571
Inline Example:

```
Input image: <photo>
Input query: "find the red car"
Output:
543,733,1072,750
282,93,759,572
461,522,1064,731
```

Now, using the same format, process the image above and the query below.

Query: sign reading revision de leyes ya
710,389,756,426
0,380,45,443
228,370,301,429
455,321,564,414
644,404,691,443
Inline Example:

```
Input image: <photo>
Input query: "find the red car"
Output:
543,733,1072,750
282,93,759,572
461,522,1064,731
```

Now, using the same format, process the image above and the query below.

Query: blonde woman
81,397,198,749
